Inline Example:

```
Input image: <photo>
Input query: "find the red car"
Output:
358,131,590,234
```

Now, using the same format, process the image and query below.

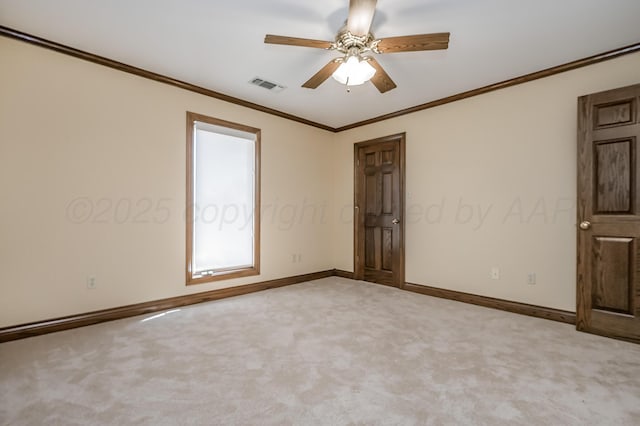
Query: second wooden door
354,134,405,288
577,83,640,343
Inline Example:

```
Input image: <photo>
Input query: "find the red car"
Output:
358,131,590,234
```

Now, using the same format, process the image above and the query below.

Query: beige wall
333,52,640,312
0,37,334,327
2,35,639,327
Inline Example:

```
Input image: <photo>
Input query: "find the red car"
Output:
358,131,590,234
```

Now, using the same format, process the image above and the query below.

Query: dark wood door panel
593,98,636,129
382,172,393,214
577,83,640,344
381,228,393,271
594,138,635,214
591,236,633,314
365,173,378,214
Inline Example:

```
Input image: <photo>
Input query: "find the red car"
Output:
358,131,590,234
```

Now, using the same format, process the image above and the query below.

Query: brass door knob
392,218,400,224
579,221,591,230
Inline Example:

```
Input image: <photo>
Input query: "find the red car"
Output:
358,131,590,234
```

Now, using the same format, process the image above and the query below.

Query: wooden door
354,133,405,288
577,83,640,343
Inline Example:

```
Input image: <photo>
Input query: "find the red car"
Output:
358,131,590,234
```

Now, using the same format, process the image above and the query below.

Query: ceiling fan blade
264,34,333,49
377,32,450,53
302,60,342,89
367,57,396,93
347,0,377,36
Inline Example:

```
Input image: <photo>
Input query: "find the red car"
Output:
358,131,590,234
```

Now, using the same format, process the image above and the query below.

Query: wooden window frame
185,111,261,285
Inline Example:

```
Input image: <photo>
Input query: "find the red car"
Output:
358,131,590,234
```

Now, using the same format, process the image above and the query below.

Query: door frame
353,133,406,288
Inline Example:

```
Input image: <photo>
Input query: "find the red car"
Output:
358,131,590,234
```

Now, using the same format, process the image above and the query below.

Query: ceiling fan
264,0,450,93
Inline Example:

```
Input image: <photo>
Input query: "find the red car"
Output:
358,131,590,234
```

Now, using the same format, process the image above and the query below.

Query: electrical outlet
297,253,302,263
292,254,297,263
87,276,97,289
491,267,500,280
527,273,536,285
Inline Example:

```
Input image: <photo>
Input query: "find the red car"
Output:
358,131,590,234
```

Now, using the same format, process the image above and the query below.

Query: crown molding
0,25,334,132
335,41,640,131
1,25,639,133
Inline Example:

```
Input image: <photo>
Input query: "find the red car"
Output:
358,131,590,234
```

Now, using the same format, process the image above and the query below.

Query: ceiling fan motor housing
332,30,381,55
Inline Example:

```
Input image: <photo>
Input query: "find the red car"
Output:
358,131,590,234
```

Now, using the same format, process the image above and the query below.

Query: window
186,112,260,285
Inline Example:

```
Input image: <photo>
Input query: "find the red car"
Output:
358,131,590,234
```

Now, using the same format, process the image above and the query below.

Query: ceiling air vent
249,77,286,93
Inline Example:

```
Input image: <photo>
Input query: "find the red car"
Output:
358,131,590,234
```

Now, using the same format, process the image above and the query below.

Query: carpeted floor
1,277,639,425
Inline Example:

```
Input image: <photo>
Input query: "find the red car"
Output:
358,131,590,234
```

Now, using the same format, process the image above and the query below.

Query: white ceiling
1,0,640,129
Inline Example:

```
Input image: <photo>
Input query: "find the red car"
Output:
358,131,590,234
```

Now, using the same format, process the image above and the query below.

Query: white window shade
192,125,255,275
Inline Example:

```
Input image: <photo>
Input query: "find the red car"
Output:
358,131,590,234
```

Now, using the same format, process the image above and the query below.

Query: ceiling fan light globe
332,56,377,86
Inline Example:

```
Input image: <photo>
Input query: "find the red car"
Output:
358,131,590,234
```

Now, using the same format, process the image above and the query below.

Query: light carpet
1,277,639,425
